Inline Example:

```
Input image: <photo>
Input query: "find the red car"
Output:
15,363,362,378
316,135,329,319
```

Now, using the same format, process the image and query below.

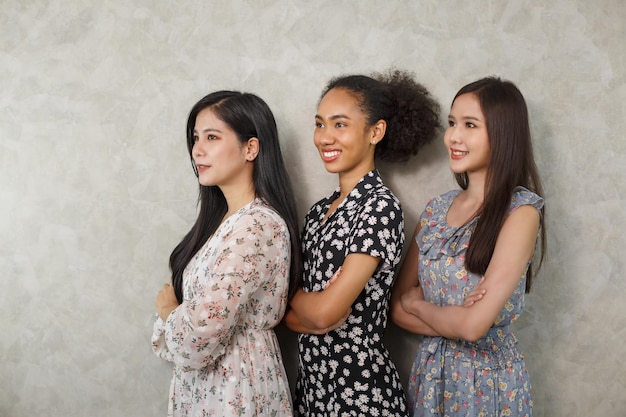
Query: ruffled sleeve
510,186,544,218
417,187,543,262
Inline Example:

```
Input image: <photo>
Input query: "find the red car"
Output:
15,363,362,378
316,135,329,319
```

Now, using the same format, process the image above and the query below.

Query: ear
244,137,259,161
369,119,387,145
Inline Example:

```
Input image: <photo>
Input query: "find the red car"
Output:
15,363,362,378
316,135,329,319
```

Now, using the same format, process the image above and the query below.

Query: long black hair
169,91,302,303
321,69,441,161
453,77,546,292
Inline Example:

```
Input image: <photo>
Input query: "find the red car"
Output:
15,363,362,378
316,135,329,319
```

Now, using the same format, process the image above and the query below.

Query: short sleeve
346,191,404,267
510,187,544,220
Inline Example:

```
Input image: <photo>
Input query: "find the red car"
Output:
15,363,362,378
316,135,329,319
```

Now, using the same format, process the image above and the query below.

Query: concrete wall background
1,1,624,416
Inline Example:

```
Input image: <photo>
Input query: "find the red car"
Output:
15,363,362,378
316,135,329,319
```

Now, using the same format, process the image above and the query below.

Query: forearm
406,299,487,342
289,288,348,330
162,304,238,369
390,301,440,337
282,308,330,335
151,316,174,361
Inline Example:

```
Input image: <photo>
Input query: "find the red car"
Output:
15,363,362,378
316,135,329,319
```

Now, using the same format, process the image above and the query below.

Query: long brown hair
454,77,546,292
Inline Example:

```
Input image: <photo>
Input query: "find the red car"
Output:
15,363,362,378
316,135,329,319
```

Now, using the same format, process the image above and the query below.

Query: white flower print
296,171,408,416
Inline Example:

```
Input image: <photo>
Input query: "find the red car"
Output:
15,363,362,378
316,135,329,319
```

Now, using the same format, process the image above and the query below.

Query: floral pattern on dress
152,199,293,417
295,170,409,417
407,186,543,417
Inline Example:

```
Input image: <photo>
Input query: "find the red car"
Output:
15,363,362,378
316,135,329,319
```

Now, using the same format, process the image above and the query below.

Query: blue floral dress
407,187,543,417
295,170,409,417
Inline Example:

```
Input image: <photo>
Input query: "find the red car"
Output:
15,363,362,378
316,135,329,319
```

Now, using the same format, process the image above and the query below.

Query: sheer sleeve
151,316,174,362
151,207,290,371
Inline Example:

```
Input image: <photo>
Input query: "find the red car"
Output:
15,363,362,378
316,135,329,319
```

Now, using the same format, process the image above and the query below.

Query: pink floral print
152,199,293,416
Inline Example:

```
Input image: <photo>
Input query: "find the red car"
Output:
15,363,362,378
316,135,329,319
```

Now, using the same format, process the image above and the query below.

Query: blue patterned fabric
408,187,543,417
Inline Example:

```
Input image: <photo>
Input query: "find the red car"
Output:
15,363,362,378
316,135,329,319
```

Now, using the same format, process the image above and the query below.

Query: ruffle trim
418,187,543,260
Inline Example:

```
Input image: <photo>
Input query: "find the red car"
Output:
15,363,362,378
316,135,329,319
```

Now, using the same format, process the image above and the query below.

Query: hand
155,282,179,321
401,285,425,313
463,277,487,307
307,307,351,335
323,266,343,289
325,307,351,333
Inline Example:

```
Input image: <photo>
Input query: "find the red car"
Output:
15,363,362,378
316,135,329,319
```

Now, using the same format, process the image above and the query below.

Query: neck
464,170,486,205
337,164,374,199
220,182,256,219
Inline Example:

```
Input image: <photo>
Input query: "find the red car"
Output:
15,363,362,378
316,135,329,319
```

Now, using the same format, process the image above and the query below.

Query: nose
192,140,205,159
315,129,333,146
446,126,460,145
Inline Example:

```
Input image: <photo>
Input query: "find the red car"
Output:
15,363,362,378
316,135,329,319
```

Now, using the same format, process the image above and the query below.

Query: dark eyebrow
315,114,352,120
448,114,481,122
193,127,223,134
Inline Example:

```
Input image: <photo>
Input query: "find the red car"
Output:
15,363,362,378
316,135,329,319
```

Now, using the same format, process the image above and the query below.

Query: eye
335,122,346,128
315,121,324,129
193,135,199,142
208,134,218,140
447,120,456,127
466,122,476,128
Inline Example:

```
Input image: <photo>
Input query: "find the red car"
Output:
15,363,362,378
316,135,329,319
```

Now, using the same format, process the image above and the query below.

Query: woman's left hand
400,285,425,314
463,277,487,307
155,283,179,321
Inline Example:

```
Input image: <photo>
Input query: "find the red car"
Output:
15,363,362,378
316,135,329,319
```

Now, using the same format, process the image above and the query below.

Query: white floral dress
152,199,293,417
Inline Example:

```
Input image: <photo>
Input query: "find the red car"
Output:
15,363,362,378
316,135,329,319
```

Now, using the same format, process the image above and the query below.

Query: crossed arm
153,211,290,368
390,205,539,342
283,253,381,334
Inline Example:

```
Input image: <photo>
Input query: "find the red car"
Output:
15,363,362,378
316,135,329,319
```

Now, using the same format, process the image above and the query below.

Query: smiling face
192,107,256,191
444,93,491,176
313,88,381,177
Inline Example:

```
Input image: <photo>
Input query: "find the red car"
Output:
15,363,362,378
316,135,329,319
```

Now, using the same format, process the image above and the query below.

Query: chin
198,178,217,187
448,163,466,174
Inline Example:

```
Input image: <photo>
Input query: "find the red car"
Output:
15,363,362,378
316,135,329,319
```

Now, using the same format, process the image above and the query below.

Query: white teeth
452,150,468,156
323,151,341,158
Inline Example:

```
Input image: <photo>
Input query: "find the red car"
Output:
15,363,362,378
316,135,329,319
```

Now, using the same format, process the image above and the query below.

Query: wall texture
1,1,624,416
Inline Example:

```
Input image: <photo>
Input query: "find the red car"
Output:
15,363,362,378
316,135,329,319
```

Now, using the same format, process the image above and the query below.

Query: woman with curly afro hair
283,69,441,416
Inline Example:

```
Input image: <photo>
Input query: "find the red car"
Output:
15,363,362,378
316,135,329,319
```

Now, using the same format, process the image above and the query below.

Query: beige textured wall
1,1,624,416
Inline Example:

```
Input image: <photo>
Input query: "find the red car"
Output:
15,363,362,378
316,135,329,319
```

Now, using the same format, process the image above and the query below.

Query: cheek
313,130,322,147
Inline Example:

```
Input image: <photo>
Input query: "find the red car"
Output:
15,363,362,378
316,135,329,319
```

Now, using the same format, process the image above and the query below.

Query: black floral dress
295,170,409,417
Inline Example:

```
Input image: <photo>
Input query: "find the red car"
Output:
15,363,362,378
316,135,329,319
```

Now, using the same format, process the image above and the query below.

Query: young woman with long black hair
152,91,301,417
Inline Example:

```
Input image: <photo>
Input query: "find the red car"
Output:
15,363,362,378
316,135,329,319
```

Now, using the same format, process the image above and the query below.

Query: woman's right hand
323,266,343,289
323,307,351,333
463,277,487,307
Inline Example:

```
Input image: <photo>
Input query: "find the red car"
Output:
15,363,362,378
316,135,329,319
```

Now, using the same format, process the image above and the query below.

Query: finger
463,292,484,307
328,267,343,285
